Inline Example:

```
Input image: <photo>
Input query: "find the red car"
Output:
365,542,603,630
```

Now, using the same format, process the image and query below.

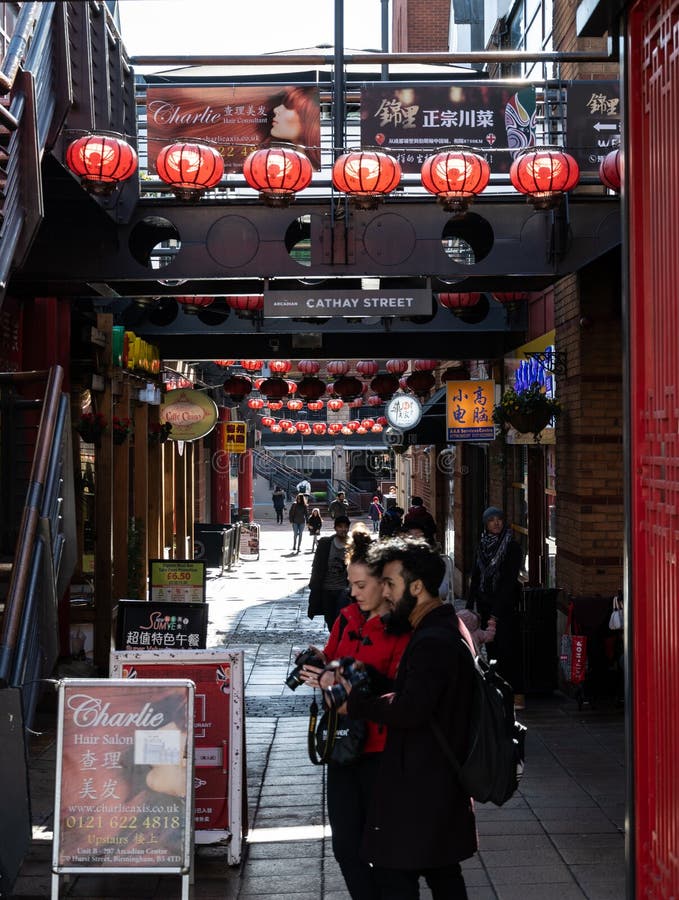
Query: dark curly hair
345,523,374,565
366,536,444,597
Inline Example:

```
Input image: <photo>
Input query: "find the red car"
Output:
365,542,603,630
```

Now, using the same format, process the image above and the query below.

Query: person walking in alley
329,490,350,521
343,537,478,899
402,496,437,542
466,506,523,706
368,496,384,532
272,484,286,524
308,515,351,629
289,493,309,553
300,526,411,900
307,506,323,551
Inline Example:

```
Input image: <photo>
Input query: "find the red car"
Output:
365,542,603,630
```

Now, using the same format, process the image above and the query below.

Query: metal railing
253,449,306,499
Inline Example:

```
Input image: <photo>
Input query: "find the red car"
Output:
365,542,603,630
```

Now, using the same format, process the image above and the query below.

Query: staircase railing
327,478,368,513
0,365,76,728
253,449,305,499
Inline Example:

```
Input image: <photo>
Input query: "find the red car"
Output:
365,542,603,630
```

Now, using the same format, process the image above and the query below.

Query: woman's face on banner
271,102,302,142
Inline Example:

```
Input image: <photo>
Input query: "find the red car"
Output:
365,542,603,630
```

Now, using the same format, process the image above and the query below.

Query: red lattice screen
629,0,679,893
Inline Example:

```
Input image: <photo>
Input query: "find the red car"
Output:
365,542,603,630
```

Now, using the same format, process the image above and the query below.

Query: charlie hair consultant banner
146,85,321,172
53,679,194,874
360,82,536,174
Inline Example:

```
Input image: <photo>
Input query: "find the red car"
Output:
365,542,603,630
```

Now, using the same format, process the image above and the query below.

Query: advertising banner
360,83,536,173
115,600,208,651
145,85,321,172
110,650,245,865
566,80,620,175
53,679,194,875
149,560,206,603
446,380,496,441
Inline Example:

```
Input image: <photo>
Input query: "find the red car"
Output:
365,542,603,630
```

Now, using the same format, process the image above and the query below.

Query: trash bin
517,588,559,694
237,507,252,523
194,523,230,568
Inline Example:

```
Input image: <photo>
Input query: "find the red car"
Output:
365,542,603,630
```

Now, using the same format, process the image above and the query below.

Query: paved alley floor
13,520,626,899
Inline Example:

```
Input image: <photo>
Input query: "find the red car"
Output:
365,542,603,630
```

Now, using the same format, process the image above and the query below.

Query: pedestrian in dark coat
346,538,477,898
308,515,351,629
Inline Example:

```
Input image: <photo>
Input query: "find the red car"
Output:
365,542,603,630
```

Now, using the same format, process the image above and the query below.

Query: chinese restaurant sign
446,380,495,441
360,83,536,173
160,389,218,442
53,678,194,875
264,289,432,318
224,421,247,453
110,650,246,865
566,80,620,175
145,85,321,172
115,600,208,651
149,560,206,603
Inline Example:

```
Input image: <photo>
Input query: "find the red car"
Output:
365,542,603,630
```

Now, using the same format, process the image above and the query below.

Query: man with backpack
344,537,478,899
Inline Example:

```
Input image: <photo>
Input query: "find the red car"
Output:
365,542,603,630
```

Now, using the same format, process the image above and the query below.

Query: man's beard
383,586,417,635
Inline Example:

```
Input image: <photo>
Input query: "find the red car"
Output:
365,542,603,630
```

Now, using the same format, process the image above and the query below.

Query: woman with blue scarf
466,507,524,706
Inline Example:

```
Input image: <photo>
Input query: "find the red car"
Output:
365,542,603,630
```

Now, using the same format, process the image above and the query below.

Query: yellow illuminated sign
446,380,496,441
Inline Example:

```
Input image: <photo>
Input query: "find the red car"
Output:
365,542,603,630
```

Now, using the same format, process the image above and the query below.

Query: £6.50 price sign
149,560,206,603
52,678,194,895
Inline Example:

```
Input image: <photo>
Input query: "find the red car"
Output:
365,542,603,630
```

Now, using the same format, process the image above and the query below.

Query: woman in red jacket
301,525,410,900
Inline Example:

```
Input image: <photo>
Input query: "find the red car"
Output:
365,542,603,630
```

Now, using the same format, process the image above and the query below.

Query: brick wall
392,0,451,51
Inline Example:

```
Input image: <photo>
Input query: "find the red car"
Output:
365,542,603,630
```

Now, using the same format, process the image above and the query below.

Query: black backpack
432,642,527,806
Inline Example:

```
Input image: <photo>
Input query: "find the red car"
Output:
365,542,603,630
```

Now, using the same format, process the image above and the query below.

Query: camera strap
307,696,337,765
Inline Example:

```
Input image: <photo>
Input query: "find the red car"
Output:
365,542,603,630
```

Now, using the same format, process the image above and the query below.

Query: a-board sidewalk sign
110,649,245,865
238,523,260,561
114,600,208,651
149,559,206,603
52,678,195,900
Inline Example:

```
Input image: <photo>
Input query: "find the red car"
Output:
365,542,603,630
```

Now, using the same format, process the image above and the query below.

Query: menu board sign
110,650,245,865
149,560,206,603
115,600,208,651
53,679,194,875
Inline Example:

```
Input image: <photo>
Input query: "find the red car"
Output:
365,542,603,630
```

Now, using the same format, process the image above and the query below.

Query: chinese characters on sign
149,561,206,603
446,380,495,441
115,601,208,651
566,81,620,174
224,421,247,453
145,85,321,173
53,679,194,873
361,83,537,174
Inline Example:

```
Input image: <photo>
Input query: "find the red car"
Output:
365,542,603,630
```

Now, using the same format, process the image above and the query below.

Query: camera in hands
285,648,326,691
324,657,370,708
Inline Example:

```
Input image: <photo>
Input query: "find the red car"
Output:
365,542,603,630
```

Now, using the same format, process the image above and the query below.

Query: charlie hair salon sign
264,289,432,317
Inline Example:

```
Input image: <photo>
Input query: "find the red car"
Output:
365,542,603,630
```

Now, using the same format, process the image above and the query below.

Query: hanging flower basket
112,416,132,445
76,412,107,447
492,385,561,439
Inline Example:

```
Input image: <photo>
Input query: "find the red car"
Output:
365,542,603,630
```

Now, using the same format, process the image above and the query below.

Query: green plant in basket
492,384,561,437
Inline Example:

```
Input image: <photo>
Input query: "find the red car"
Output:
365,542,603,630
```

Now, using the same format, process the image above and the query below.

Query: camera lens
285,667,303,691
324,682,348,708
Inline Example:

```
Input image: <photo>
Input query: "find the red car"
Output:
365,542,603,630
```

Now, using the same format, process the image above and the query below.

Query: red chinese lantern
326,360,350,376
155,141,224,200
285,380,298,395
267,400,283,411
332,376,363,401
341,426,353,436
253,377,265,390
347,420,360,432
356,360,379,377
370,373,399,401
307,400,324,412
327,398,344,412
367,395,382,407
259,378,289,401
269,360,292,375
297,422,312,435
312,422,327,435
260,416,275,427
225,295,264,313
438,292,481,315
214,359,235,368
270,423,283,433
421,149,490,214
599,149,622,193
287,398,303,411
332,150,402,209
328,423,343,435
243,145,312,206
297,376,326,402
65,134,138,195
279,419,293,431
356,426,368,434
247,397,265,410
371,424,384,433
241,359,263,372
297,359,321,375
350,398,363,408
385,359,408,375
222,374,252,401
406,370,435,396
361,418,375,429
176,296,214,313
413,359,439,371
286,425,298,435
509,149,580,209
376,416,388,426
492,292,531,313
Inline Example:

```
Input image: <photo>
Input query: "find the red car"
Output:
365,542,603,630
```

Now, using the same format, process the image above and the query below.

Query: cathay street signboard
263,289,431,318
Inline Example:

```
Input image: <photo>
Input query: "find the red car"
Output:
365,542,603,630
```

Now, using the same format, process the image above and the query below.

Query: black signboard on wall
115,600,208,651
566,80,621,175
